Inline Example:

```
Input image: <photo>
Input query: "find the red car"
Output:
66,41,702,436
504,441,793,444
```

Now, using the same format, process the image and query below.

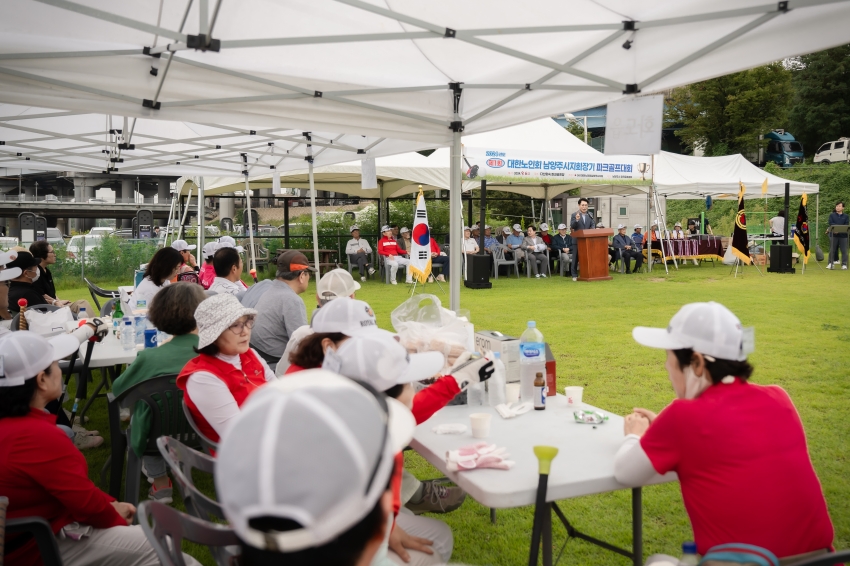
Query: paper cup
564,386,584,406
470,413,492,439
505,383,521,404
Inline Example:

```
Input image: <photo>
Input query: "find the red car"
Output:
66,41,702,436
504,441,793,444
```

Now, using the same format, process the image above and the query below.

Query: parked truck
814,137,850,164
762,130,804,167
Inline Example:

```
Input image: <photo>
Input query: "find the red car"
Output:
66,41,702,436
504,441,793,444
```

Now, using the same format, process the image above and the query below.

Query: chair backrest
3,511,63,566
138,501,239,566
84,277,119,311
10,304,63,331
157,437,223,522
100,298,116,317
113,374,200,454
182,400,218,454
0,495,7,566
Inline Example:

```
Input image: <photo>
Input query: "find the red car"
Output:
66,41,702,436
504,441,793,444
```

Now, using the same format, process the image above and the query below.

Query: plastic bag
25,307,74,336
391,294,469,372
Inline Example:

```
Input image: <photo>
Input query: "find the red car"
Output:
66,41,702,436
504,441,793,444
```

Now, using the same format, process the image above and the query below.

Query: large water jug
519,321,545,403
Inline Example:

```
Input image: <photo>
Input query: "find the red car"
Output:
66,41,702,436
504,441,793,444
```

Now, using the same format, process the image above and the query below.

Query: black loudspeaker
767,244,795,273
464,254,492,289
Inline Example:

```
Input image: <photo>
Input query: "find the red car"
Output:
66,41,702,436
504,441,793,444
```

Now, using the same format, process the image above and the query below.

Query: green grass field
60,261,850,565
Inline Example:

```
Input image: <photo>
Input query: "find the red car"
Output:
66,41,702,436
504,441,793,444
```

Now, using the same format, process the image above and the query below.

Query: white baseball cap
617,224,626,230
217,236,244,254
316,268,361,303
349,225,360,233
540,223,549,231
557,223,567,230
202,242,219,259
512,224,521,231
484,225,491,230
400,227,409,234
171,240,196,252
596,222,604,228
502,227,511,234
381,225,391,233
463,226,470,232
195,294,258,349
0,250,22,281
216,370,415,553
634,224,643,229
323,332,445,391
674,222,682,227
632,302,754,362
311,297,381,336
0,332,80,387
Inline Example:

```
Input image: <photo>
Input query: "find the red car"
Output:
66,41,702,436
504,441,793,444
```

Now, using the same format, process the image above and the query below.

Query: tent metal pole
450,129,462,313
197,177,205,255
816,193,820,258
646,189,651,273
244,176,257,275
178,187,193,241
308,157,321,274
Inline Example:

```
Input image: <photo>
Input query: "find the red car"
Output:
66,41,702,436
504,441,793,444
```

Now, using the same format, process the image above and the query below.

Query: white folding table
411,395,678,566
71,332,139,421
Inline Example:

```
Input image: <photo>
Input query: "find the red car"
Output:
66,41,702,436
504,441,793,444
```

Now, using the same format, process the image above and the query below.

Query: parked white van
814,138,850,164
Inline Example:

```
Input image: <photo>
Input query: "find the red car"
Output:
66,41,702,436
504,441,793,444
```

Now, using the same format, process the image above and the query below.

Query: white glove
449,351,495,391
495,402,533,419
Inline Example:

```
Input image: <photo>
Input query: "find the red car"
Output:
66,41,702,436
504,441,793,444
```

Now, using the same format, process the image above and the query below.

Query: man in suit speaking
568,198,596,281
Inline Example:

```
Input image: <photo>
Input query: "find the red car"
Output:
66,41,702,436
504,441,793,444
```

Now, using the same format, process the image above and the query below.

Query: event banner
464,147,649,183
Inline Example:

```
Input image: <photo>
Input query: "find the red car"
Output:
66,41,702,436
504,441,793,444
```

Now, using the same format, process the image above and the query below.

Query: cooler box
545,343,556,397
134,269,145,288
474,330,520,383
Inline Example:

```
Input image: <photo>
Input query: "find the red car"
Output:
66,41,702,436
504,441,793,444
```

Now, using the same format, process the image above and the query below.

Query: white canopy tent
2,0,848,309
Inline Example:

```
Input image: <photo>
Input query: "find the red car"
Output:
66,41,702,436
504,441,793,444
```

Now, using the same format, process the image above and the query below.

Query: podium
572,228,614,282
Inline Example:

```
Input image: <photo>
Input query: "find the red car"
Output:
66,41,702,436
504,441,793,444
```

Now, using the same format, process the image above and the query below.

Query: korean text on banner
604,94,664,156
408,189,432,283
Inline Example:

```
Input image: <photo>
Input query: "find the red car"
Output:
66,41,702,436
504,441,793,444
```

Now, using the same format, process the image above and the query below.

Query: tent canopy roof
2,0,849,146
653,152,818,198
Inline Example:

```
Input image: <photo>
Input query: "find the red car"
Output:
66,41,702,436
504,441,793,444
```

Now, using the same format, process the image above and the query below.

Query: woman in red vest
177,293,275,443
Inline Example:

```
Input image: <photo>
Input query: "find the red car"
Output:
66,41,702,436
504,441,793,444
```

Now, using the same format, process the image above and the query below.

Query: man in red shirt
614,302,834,564
0,331,200,566
378,224,411,285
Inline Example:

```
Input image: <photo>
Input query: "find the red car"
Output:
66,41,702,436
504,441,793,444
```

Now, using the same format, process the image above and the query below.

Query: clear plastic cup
470,413,492,439
564,386,584,406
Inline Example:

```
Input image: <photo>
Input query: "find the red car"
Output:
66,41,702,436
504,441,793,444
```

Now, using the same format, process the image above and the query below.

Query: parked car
66,234,103,262
88,227,114,237
814,137,850,164
44,194,60,202
88,197,107,203
114,229,134,239
45,227,65,248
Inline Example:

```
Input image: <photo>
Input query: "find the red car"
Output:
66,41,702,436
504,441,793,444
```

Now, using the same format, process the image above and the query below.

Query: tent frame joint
623,84,640,94
142,47,162,58
622,20,636,30
777,1,789,12
444,27,456,38
186,34,221,52
142,99,162,110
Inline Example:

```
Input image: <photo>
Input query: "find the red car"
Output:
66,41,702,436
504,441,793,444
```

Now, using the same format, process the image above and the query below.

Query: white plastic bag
391,294,469,372
25,307,74,336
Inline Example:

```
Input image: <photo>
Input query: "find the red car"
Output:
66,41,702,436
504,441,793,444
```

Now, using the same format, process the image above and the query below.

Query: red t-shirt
640,379,834,557
378,236,407,257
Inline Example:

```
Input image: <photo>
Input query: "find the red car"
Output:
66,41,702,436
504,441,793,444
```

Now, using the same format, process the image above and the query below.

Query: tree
564,122,592,144
665,63,792,156
788,44,850,157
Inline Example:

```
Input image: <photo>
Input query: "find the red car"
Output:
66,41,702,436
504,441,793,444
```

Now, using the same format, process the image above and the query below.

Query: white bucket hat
323,331,445,391
316,269,361,303
171,239,196,252
216,369,415,553
632,302,754,362
195,294,258,349
0,332,80,387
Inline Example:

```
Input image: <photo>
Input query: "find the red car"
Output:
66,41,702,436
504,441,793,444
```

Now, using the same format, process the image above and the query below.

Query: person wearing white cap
551,224,574,276
198,241,219,289
176,294,275,444
216,235,245,254
0,331,197,566
6,251,46,314
614,302,834,564
462,226,478,255
399,226,412,254
671,222,685,240
631,225,644,250
378,225,411,285
613,224,644,274
134,247,184,308
325,333,496,566
170,239,198,272
216,370,416,566
317,267,360,306
482,225,498,252
208,246,245,296
346,225,376,281
505,224,525,263
496,226,511,246
521,225,549,278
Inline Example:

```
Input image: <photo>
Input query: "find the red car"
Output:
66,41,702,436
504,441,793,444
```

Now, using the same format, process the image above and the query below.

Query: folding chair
10,304,63,331
1,497,63,566
138,501,239,566
182,400,218,455
347,249,375,280
83,277,119,312
102,375,201,504
524,249,550,277
156,437,222,522
558,252,572,277
491,245,519,279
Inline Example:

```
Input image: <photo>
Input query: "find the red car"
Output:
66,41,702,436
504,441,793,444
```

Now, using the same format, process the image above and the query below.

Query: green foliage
665,63,793,156
52,235,158,288
788,44,850,157
564,121,591,142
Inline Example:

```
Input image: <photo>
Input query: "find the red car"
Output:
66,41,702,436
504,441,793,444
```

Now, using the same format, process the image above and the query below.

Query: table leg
542,503,553,566
632,487,643,566
490,508,497,525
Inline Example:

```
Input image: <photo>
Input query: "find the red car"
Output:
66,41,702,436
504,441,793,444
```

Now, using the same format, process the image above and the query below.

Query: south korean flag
408,188,432,283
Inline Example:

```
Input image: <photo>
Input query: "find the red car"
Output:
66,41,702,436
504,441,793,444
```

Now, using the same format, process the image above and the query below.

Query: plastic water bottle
121,318,135,350
679,542,699,566
78,307,87,323
488,352,507,407
134,316,145,345
519,321,545,403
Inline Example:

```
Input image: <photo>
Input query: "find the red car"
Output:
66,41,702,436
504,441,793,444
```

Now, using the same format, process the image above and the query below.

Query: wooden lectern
572,228,614,282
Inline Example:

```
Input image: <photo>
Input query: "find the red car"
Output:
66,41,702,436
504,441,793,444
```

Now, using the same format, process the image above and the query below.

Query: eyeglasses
227,316,256,334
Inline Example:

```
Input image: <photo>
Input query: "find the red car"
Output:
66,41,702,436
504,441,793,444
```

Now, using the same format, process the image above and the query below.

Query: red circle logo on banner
413,224,430,246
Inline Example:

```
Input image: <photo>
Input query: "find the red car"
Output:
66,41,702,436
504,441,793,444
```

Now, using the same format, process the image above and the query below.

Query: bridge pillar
157,179,171,226
219,195,235,223
73,179,94,232
119,179,134,228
